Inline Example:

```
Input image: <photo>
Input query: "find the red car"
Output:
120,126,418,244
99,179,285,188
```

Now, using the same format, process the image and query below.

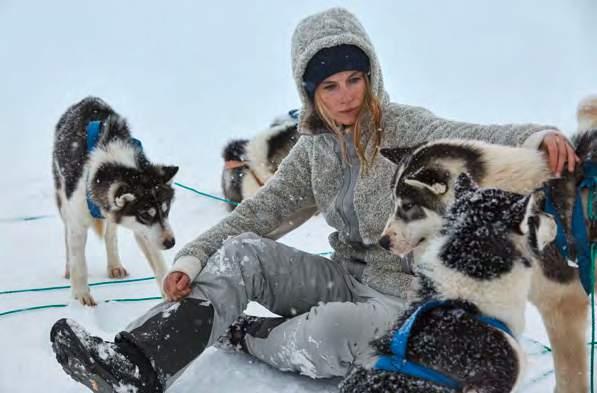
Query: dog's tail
91,219,105,239
572,95,597,163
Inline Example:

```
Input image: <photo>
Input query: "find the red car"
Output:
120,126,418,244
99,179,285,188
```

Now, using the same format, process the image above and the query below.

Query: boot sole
50,319,127,393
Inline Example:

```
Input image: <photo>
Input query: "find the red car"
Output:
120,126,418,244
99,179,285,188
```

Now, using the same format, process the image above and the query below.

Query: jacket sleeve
172,136,316,280
389,104,558,148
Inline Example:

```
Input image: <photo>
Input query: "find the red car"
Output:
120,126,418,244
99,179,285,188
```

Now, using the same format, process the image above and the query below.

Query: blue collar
375,299,513,390
86,121,105,219
544,161,597,296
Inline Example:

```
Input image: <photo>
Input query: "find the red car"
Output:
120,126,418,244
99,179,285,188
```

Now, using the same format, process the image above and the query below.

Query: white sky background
1,0,597,187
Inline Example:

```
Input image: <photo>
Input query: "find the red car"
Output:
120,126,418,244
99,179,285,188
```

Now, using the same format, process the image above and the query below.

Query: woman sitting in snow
50,7,576,393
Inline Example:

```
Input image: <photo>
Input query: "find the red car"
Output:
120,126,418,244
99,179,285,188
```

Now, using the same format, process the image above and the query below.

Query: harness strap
544,161,597,295
224,160,265,187
224,160,247,170
374,300,514,390
86,121,104,219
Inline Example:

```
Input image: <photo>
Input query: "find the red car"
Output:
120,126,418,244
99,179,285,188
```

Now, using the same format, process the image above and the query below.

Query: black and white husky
341,174,556,393
52,97,178,306
378,96,597,393
221,111,299,210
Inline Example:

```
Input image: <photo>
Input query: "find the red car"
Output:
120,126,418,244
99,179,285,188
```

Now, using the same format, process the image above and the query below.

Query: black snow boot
51,318,162,393
218,314,287,352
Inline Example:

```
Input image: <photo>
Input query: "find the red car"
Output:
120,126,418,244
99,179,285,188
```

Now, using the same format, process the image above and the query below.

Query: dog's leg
104,220,128,278
63,222,70,279
134,234,168,298
67,224,95,306
530,272,588,393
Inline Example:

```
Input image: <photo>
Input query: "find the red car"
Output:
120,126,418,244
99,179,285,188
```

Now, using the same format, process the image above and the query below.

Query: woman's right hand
164,271,192,301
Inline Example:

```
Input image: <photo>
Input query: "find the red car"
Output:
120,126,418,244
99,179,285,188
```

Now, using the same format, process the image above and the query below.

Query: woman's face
315,70,366,126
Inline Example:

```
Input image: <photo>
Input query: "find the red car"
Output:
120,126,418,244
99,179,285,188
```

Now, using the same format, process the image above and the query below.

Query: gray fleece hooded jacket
172,7,555,297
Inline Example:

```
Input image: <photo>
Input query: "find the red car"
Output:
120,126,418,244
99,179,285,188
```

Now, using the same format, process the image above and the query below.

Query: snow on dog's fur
378,96,597,393
341,174,556,393
53,97,178,306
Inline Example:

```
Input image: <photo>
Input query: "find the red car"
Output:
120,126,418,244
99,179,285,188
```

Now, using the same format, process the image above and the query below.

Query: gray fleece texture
173,7,553,298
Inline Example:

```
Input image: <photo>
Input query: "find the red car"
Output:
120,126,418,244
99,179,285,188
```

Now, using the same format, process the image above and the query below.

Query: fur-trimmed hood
291,7,390,134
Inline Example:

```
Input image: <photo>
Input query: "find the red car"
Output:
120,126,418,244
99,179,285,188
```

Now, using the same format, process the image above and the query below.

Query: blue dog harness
544,162,597,296
86,121,105,219
85,120,143,219
374,300,514,390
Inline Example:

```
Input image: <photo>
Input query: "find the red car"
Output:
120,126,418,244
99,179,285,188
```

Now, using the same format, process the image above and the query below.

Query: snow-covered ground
1,1,596,392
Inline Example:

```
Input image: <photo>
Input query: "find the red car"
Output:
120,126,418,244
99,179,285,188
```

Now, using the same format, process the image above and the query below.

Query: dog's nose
163,238,175,249
379,235,391,250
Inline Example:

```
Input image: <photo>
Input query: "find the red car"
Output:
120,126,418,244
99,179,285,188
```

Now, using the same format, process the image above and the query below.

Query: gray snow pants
125,233,409,388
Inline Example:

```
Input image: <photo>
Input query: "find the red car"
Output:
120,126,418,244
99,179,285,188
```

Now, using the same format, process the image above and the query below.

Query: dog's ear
380,145,416,165
159,166,179,185
404,168,449,195
114,192,136,209
518,189,549,233
454,172,477,199
108,183,136,211
520,191,556,251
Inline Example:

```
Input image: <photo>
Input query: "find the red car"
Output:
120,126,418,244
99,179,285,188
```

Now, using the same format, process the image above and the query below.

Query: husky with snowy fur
378,96,597,392
341,174,556,393
221,111,299,210
52,97,178,306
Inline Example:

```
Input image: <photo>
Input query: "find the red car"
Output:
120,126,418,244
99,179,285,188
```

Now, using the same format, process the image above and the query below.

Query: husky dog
341,174,556,393
221,111,299,210
378,96,597,392
53,97,178,306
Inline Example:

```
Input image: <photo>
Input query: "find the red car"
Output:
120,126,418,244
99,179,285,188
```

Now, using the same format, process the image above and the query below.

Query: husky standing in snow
52,97,179,306
377,96,597,392
341,174,557,393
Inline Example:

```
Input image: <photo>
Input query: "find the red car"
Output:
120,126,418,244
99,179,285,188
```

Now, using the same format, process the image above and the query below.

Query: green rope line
175,181,239,207
0,276,155,295
522,336,552,355
0,214,55,223
520,369,555,391
0,296,162,318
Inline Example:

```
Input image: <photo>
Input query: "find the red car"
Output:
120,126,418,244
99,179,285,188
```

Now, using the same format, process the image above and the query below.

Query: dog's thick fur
378,96,597,392
53,97,178,306
341,174,556,393
221,113,299,210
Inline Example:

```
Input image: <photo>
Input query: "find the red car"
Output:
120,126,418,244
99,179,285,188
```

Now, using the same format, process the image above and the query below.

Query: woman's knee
203,232,266,277
303,303,379,348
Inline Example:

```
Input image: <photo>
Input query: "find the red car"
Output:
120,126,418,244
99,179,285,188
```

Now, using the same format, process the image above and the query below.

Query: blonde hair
314,75,383,174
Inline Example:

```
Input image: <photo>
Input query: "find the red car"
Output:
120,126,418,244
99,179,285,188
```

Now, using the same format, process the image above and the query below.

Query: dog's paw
108,266,128,279
74,291,97,306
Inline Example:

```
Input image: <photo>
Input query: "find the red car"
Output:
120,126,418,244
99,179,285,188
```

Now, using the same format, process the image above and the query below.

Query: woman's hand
540,132,580,176
164,271,192,301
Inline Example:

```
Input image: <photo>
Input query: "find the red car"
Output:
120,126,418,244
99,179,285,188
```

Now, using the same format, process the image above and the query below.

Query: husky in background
378,96,597,392
221,111,299,210
53,97,178,306
341,174,556,393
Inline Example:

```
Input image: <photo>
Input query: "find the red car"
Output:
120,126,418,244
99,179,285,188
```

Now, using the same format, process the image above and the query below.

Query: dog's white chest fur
418,236,532,337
